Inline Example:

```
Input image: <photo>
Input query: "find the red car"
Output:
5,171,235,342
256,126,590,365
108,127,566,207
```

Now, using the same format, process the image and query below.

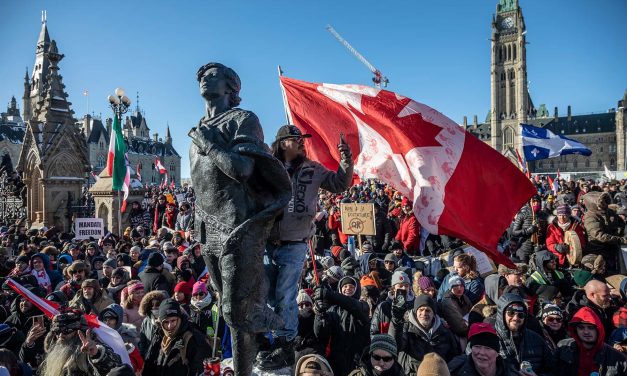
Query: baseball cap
275,125,311,141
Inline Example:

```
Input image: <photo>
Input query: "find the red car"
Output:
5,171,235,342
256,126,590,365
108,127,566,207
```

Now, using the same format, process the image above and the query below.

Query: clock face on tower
501,16,514,29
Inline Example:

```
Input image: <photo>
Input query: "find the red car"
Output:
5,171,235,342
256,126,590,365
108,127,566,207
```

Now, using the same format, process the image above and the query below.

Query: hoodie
583,191,624,255
495,293,554,375
99,303,138,346
568,307,604,376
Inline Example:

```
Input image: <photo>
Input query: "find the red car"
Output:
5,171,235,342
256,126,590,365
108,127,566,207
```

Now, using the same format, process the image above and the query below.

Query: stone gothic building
0,97,26,170
466,0,626,175
16,19,90,230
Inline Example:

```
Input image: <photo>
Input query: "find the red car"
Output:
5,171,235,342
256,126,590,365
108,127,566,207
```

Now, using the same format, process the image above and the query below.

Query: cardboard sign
340,203,376,235
175,194,186,204
462,245,497,277
75,218,104,239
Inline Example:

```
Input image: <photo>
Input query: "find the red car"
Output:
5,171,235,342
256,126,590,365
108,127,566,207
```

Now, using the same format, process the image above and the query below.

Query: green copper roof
498,0,518,13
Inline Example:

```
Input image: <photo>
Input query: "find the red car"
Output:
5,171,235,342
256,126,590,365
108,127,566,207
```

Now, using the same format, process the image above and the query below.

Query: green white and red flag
105,115,130,211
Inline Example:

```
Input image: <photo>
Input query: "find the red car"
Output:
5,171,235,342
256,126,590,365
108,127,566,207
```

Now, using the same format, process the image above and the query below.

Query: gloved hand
313,285,328,303
381,242,389,252
554,244,564,254
391,294,407,320
524,225,538,236
341,256,359,275
313,300,329,316
560,243,570,254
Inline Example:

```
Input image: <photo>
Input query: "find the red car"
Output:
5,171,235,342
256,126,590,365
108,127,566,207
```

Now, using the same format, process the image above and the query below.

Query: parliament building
466,0,626,176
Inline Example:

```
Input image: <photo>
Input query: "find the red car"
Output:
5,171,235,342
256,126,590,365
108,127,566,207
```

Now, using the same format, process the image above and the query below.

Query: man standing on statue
256,125,353,370
188,62,292,375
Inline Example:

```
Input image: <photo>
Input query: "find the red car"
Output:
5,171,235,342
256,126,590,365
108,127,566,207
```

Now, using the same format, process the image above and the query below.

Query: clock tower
490,0,533,160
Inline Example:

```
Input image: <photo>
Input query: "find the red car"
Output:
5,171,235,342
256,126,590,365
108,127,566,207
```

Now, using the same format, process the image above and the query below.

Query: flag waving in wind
105,115,128,191
280,77,536,267
521,123,591,161
155,158,167,174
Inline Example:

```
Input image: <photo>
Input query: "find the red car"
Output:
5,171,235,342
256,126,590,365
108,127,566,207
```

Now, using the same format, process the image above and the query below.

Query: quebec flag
521,124,592,161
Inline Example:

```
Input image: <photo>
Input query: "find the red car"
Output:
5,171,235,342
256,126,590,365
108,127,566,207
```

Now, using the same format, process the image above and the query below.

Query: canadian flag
155,158,167,174
6,278,131,366
280,77,536,267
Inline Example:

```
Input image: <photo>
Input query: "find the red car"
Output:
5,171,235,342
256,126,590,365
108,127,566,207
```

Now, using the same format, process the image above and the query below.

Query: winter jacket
367,211,394,252
555,307,627,376
388,308,460,375
139,266,173,293
583,192,624,254
148,320,211,376
494,293,554,376
395,214,420,255
69,288,115,315
370,291,414,336
273,157,353,242
511,206,548,260
440,291,472,337
175,212,194,232
525,250,572,298
313,277,370,376
437,273,485,305
448,354,509,376
546,216,586,267
348,348,407,376
29,252,63,291
566,289,617,344
468,273,500,325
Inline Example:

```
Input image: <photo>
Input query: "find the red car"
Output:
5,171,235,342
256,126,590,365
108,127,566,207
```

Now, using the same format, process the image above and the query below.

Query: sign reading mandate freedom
75,218,104,239
340,203,376,235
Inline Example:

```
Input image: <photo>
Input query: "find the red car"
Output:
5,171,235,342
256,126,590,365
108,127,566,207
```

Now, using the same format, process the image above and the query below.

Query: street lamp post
108,88,131,237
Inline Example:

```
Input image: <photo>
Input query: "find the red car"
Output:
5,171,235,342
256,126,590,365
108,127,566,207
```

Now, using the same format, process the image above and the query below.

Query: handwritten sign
340,203,376,236
463,245,497,277
175,194,186,204
75,218,104,239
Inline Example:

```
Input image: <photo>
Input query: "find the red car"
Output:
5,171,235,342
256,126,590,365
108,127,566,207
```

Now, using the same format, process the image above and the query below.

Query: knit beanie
391,271,410,286
297,289,313,305
325,266,344,284
103,258,117,269
556,204,570,216
417,276,435,290
147,252,164,268
369,334,397,357
320,256,334,270
540,303,563,320
339,276,357,290
414,295,436,313
192,281,208,296
448,275,465,289
416,353,450,376
573,269,593,287
174,282,192,296
330,246,343,259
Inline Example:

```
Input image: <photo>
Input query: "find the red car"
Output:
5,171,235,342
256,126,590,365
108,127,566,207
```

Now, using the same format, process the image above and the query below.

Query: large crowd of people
2,125,627,376
0,174,625,375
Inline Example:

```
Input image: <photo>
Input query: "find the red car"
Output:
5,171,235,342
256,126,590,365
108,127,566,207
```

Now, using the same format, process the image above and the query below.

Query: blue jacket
30,253,63,288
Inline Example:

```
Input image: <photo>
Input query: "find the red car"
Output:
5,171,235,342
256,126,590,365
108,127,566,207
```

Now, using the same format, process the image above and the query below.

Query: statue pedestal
89,171,145,236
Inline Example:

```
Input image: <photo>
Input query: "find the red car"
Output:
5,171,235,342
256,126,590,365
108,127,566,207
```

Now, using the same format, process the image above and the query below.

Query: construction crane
326,25,389,88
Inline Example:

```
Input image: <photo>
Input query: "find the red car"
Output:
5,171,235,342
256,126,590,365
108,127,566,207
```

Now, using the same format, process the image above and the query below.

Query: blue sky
1,0,625,178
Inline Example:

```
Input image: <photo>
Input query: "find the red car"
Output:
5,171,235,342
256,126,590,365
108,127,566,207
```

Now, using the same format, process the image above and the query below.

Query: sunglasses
371,354,394,362
506,311,526,319
545,316,562,323
56,327,77,335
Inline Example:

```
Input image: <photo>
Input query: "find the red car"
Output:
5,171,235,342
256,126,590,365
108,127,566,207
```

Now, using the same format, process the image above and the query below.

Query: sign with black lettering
74,218,104,239
340,203,376,235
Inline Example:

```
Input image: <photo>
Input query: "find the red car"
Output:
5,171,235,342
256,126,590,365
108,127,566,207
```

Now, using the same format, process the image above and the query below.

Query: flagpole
277,65,292,124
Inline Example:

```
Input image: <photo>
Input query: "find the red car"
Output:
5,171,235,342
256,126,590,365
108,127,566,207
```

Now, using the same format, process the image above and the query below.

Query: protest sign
75,218,104,239
340,203,376,236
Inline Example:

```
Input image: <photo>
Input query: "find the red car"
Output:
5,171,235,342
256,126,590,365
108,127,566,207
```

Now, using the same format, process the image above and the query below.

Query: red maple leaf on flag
348,90,442,155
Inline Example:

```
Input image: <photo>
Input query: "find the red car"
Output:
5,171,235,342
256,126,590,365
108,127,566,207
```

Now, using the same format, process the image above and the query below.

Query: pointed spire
24,67,29,82
37,11,50,50
165,123,172,144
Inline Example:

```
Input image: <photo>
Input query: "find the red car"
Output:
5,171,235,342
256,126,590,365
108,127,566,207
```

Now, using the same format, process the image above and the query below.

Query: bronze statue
189,62,292,375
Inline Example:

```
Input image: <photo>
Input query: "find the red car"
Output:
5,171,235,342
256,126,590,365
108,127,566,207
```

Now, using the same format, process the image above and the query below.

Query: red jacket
328,212,348,245
546,218,586,267
395,213,420,255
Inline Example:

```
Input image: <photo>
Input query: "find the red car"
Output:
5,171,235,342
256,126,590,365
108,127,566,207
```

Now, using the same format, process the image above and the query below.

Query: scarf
558,220,571,231
32,268,52,293
191,294,213,311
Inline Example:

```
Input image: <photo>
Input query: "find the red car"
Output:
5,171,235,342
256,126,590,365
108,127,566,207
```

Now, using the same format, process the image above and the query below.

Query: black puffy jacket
448,354,509,376
495,293,555,376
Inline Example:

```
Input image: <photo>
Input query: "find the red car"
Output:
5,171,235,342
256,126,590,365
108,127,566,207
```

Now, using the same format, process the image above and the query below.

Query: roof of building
0,99,26,144
86,118,108,144
466,111,617,140
126,137,180,158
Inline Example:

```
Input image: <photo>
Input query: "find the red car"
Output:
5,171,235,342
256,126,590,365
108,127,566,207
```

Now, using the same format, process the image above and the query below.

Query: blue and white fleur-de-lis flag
521,124,592,161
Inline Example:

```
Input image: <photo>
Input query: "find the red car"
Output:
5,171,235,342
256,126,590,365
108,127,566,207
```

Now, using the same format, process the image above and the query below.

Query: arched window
507,45,511,60
573,160,578,168
97,155,105,168
585,160,590,168
499,47,502,62
513,44,517,60
550,161,554,169
504,128,514,146
597,160,603,168
170,163,176,172
611,159,616,166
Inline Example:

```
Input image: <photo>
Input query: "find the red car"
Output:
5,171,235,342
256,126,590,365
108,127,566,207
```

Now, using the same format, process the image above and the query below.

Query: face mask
532,203,541,212
299,308,313,318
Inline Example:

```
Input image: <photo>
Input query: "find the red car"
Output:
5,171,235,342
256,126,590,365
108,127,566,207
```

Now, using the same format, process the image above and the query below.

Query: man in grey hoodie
258,125,353,370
